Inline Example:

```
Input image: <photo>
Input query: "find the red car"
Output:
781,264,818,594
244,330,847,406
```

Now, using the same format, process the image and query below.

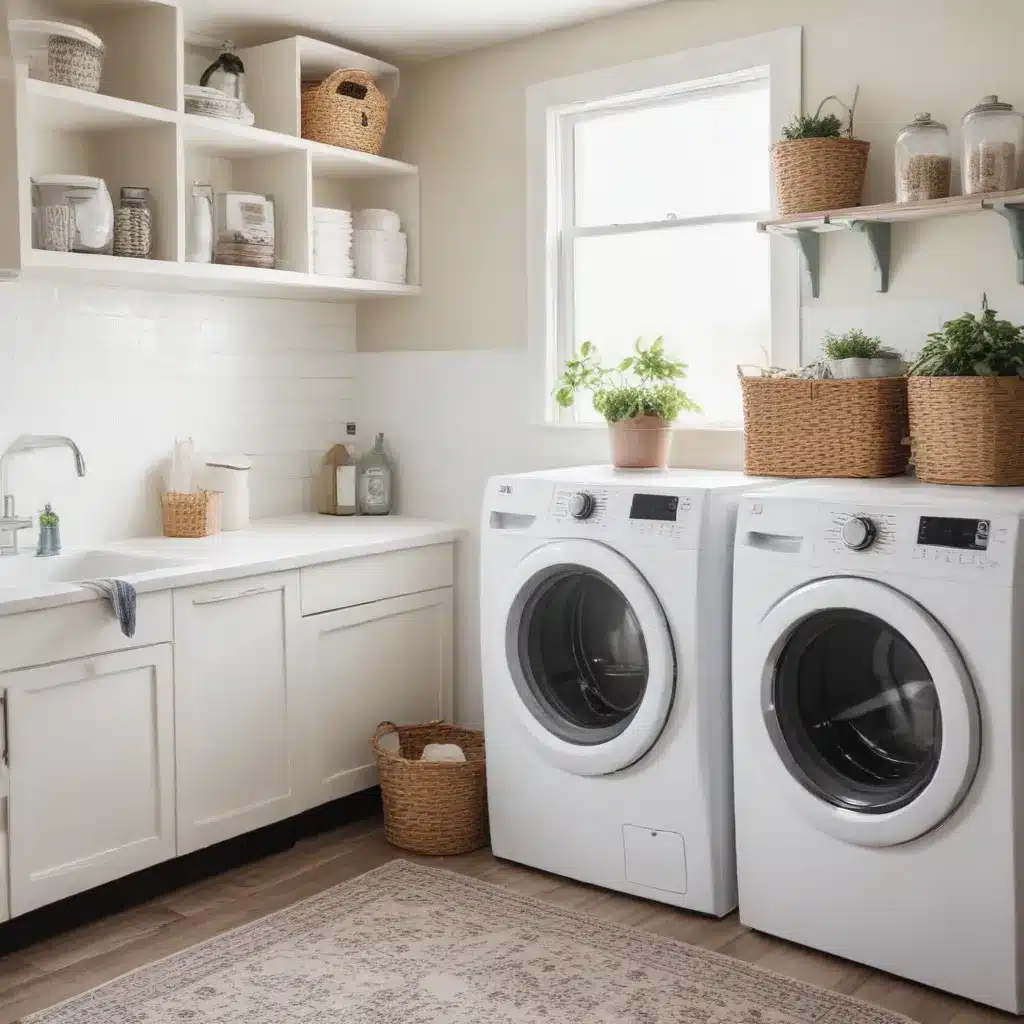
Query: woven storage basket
740,376,909,478
161,490,223,538
48,34,103,92
772,137,870,215
908,376,1024,485
373,721,487,856
301,69,388,155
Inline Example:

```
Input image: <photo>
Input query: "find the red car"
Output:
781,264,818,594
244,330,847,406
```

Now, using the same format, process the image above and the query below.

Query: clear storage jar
895,113,952,202
963,95,1024,195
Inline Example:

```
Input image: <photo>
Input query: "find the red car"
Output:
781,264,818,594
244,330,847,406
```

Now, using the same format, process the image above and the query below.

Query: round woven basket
908,376,1024,485
373,721,487,856
772,137,870,215
301,69,388,155
740,376,908,478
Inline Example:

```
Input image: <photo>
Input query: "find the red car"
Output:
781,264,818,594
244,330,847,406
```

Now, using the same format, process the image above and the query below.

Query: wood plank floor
0,816,1012,1024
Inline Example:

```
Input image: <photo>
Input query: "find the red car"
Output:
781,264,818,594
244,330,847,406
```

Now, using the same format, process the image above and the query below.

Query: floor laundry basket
372,720,487,856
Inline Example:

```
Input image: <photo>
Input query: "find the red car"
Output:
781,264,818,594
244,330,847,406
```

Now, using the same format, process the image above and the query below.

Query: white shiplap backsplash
0,280,356,549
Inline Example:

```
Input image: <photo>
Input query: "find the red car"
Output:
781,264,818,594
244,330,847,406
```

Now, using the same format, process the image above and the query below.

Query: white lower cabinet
297,588,454,810
5,645,175,916
173,573,301,855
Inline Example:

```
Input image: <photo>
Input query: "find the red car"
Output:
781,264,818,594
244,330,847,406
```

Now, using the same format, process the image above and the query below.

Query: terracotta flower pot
609,416,672,469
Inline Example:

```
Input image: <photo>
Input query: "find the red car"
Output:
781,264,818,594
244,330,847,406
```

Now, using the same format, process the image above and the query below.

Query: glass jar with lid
962,95,1024,195
112,186,153,259
895,113,952,202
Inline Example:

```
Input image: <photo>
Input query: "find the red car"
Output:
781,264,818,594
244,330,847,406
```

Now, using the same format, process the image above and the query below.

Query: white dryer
481,466,760,916
733,478,1024,1011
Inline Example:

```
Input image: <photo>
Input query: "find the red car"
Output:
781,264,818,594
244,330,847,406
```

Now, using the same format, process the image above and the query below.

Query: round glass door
502,540,676,777
772,610,941,814
515,568,648,746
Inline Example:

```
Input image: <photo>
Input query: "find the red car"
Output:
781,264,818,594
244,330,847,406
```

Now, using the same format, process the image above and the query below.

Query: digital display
917,516,990,551
630,493,679,522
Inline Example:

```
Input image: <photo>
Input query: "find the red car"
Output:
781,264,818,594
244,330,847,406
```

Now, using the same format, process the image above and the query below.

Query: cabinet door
174,573,300,854
6,644,175,916
297,588,454,810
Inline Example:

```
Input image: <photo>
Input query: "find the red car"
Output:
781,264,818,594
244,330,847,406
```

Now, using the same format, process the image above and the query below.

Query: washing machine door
753,576,980,847
503,539,675,777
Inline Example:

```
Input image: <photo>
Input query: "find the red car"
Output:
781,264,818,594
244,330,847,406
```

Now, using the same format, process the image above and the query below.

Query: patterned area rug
27,860,911,1023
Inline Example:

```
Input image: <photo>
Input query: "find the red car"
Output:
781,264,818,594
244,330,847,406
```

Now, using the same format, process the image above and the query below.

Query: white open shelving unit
0,0,421,301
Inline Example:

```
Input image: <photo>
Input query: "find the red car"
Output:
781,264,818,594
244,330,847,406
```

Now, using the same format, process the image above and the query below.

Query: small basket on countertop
301,69,388,155
161,490,223,538
739,370,909,478
373,720,487,856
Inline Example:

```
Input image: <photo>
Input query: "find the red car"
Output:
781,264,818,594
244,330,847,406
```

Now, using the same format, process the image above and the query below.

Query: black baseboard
0,786,382,956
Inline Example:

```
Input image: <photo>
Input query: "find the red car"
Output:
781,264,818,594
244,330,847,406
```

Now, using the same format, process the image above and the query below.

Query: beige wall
362,0,1024,355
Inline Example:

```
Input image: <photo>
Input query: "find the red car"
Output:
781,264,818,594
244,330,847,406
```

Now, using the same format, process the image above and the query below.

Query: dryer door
752,576,980,847
503,540,675,776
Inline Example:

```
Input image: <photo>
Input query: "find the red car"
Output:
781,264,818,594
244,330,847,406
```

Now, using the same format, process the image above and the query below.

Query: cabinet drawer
300,544,454,617
0,592,173,673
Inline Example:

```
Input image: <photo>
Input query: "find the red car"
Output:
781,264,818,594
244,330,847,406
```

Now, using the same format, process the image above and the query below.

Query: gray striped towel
81,578,137,638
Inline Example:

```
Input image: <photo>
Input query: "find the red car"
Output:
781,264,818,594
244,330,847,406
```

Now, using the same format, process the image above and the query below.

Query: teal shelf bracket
791,228,820,299
849,220,891,293
992,202,1024,284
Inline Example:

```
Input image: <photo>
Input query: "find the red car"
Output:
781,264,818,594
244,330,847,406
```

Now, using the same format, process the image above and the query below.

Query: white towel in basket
420,743,466,763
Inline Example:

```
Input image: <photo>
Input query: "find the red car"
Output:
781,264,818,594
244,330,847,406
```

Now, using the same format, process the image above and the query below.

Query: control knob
841,515,877,551
567,491,596,520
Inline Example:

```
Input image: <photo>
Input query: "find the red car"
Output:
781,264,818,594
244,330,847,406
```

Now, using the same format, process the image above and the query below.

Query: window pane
572,222,769,427
574,81,770,227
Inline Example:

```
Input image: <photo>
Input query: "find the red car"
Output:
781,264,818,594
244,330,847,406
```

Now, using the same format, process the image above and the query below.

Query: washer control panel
550,487,695,543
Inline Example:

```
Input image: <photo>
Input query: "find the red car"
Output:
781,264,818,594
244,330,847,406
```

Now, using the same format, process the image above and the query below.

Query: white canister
203,454,251,531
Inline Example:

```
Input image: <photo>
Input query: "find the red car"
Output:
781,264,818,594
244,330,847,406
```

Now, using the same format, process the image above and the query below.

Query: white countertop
0,514,462,616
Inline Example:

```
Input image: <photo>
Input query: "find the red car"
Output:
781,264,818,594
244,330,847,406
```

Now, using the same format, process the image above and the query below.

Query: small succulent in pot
823,329,904,378
555,337,701,469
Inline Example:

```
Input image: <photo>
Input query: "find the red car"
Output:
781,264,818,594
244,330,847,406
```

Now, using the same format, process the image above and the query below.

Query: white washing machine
481,466,761,916
732,477,1024,1011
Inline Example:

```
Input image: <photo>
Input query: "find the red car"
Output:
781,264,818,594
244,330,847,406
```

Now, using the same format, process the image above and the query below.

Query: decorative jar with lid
895,113,951,202
962,95,1024,194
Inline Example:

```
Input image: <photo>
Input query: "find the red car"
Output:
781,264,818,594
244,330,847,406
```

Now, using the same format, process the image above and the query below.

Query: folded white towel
421,743,466,762
377,731,401,754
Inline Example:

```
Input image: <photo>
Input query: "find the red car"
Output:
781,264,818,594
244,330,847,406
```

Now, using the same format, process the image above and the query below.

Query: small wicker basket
772,137,870,215
161,490,223,538
301,69,388,155
48,33,103,93
740,374,909,478
908,376,1024,485
373,721,487,856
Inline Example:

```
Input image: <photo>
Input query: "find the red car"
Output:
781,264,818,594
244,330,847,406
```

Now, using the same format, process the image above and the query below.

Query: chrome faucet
0,435,86,556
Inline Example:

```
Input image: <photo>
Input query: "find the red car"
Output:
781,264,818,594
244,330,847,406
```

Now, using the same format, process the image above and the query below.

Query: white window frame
526,27,803,427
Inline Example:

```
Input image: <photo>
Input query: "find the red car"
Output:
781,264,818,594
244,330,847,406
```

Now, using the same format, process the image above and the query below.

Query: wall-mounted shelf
1,6,420,303
758,189,1024,297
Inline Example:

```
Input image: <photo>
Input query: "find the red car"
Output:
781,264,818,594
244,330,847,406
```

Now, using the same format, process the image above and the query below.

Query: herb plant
823,329,899,361
555,337,701,423
908,298,1024,377
782,89,860,140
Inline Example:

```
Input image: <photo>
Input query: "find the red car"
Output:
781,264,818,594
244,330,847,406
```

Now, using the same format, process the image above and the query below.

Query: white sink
0,550,195,586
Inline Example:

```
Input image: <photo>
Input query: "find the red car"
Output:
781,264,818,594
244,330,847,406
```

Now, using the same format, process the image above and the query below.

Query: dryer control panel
548,486,698,546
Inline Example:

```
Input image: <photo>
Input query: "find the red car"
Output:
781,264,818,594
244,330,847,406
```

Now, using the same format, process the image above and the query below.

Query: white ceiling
179,0,667,62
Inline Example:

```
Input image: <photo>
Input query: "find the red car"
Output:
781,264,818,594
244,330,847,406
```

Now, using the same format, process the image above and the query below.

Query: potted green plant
555,337,701,469
823,329,904,379
906,297,1024,485
773,90,870,214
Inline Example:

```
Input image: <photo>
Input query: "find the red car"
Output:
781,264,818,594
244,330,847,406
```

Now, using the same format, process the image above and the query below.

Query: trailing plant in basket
908,297,1024,377
781,88,860,140
555,337,701,422
823,329,899,361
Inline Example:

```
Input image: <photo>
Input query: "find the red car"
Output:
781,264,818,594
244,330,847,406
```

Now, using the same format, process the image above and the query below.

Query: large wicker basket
740,376,909,478
772,137,870,215
908,376,1024,485
301,69,388,155
373,721,487,856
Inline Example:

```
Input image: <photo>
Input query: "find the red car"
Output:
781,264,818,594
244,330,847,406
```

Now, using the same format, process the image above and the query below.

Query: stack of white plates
353,208,406,284
312,207,353,278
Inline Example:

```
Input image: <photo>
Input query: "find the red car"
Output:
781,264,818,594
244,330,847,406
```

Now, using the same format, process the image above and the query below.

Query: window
527,29,802,428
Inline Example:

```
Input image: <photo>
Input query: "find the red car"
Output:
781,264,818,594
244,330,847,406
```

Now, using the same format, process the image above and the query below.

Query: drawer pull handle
194,585,276,606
